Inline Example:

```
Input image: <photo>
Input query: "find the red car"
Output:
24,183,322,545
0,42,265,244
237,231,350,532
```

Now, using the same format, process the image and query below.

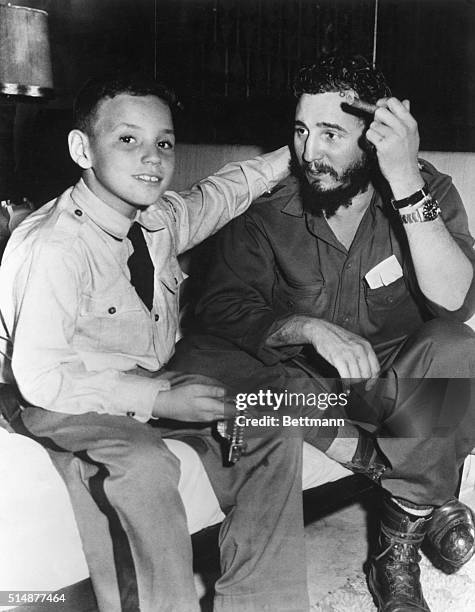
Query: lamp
0,3,53,218
0,3,53,98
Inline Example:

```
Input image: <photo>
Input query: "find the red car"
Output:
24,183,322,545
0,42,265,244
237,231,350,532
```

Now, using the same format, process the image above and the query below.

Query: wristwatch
391,183,441,224
399,195,441,224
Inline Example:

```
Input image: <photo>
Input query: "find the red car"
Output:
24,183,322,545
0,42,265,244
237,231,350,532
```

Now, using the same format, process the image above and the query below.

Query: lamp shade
0,3,53,97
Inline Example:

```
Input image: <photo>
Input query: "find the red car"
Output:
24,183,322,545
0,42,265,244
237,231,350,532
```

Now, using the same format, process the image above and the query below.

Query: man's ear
68,129,93,170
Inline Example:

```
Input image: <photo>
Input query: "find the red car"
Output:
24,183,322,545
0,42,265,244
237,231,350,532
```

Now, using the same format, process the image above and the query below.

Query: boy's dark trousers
12,406,309,612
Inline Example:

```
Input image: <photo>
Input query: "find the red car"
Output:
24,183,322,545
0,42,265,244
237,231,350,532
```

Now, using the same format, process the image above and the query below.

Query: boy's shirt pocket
76,285,153,356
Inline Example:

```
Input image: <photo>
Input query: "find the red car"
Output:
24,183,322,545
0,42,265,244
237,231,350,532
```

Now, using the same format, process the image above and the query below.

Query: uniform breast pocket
77,289,150,354
364,276,408,310
273,279,327,317
364,275,421,340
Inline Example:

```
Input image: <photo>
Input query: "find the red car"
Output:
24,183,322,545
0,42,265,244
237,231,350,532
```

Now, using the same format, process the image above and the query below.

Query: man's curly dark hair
293,54,391,107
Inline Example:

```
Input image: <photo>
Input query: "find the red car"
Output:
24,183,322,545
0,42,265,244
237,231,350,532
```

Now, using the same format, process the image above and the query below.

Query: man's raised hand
365,97,424,199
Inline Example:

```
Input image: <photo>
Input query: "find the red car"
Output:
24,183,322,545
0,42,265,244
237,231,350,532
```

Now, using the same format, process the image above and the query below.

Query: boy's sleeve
9,242,168,422
158,146,290,254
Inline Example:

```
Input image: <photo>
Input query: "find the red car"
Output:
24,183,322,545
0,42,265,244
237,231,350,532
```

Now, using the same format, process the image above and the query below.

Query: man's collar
281,190,305,217
275,176,305,217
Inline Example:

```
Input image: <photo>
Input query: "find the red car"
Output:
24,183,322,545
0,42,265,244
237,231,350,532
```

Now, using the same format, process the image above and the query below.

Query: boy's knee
118,432,181,489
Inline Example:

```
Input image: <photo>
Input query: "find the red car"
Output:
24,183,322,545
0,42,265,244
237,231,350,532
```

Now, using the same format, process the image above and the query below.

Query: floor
305,460,475,610
305,500,374,606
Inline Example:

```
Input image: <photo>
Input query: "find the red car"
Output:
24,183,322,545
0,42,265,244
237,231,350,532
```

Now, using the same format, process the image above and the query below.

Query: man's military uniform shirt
196,160,475,367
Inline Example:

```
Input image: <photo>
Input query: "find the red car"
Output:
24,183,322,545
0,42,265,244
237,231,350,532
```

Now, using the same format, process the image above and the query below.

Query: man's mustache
304,162,339,180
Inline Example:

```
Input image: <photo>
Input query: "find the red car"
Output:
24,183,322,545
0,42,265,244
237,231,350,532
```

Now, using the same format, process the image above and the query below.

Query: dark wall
155,0,475,151
4,0,474,205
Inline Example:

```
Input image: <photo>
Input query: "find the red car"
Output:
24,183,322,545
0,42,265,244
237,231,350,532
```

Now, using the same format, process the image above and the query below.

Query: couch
1,144,475,609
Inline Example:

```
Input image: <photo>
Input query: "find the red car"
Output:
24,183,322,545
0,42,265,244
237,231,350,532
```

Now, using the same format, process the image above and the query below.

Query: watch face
422,200,441,221
400,196,440,224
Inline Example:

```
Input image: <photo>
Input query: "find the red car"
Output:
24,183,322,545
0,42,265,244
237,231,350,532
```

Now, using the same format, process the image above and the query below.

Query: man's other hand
267,314,380,389
304,318,380,387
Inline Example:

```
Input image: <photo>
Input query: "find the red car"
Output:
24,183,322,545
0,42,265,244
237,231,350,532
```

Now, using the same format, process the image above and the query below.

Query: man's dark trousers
171,318,475,507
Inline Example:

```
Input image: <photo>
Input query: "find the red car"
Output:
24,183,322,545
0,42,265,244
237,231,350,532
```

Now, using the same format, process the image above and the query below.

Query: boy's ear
68,129,93,170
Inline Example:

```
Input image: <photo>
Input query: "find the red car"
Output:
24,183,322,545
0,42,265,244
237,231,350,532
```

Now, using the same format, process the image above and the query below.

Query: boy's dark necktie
127,222,154,311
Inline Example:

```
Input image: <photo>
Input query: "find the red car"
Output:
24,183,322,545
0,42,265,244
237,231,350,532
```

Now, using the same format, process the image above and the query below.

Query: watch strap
391,183,430,210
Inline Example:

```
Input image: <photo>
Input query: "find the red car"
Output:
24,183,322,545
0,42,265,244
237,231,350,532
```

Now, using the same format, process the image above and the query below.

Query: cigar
347,98,378,115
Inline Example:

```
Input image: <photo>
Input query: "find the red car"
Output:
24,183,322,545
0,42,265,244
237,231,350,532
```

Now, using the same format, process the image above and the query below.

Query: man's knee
395,318,475,377
416,318,475,345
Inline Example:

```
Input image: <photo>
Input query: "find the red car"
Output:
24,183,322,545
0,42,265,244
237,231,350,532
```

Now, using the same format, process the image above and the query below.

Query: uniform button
154,314,159,321
126,411,135,417
108,306,116,314
74,209,83,217
386,296,394,304
346,263,352,270
287,300,294,308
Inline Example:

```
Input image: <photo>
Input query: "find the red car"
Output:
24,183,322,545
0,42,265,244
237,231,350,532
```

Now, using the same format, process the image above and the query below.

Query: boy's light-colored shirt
0,150,288,421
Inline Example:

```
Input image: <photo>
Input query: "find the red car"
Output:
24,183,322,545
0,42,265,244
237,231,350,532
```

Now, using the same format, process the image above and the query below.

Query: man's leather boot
426,497,475,572
368,497,431,612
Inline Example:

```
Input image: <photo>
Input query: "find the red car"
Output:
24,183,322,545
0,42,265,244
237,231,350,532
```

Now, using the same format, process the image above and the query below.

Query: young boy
0,75,308,611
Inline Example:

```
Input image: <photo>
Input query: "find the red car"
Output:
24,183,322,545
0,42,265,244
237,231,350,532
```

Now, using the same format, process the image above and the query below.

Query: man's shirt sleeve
9,240,168,421
421,163,475,321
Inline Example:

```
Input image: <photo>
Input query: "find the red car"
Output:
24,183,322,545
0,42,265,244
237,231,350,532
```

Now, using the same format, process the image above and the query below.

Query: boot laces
376,537,422,599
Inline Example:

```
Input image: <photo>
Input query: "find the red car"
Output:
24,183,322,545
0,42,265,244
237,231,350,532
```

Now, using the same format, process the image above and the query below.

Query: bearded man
170,55,475,611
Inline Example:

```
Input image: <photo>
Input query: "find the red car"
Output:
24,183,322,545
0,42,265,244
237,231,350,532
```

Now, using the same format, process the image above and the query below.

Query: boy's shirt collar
69,178,170,239
71,178,132,239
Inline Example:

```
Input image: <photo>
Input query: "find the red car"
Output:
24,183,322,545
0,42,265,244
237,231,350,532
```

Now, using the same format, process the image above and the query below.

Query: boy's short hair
293,54,391,107
73,72,178,135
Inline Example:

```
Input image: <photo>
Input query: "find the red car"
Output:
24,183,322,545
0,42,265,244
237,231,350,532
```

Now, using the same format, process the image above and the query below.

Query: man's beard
295,153,373,218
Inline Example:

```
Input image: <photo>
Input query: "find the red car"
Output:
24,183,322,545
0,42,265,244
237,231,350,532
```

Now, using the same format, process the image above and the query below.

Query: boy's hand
365,97,424,199
152,377,231,422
